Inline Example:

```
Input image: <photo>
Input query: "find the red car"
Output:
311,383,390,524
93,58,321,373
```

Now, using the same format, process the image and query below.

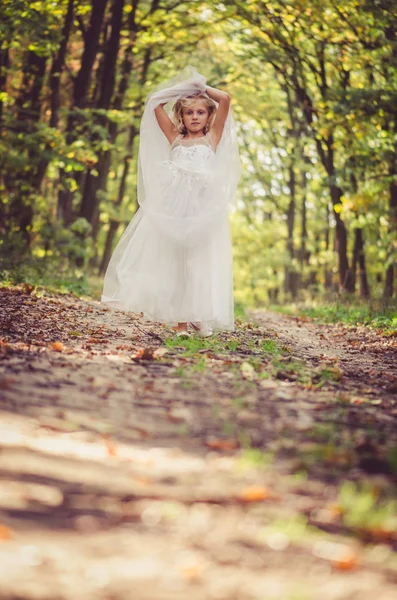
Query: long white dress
102,132,235,332
101,66,241,333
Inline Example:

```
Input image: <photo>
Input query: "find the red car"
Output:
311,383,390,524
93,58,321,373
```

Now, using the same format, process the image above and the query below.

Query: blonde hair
173,93,217,135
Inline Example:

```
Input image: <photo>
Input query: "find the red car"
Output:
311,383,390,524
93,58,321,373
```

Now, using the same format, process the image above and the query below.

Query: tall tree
57,0,109,224
79,0,125,230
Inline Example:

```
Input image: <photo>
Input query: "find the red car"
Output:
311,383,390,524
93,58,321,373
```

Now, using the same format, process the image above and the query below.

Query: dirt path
251,309,397,396
0,286,396,600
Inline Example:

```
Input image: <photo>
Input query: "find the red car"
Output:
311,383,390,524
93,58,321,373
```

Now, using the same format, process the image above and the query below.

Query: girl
101,66,241,337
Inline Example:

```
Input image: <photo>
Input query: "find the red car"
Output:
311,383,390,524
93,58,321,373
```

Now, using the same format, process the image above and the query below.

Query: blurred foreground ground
0,286,397,600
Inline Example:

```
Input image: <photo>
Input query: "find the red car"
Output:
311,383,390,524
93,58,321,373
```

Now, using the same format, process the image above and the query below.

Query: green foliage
0,258,90,297
299,301,397,333
238,448,274,469
1,0,397,304
164,333,240,356
261,339,282,356
338,481,397,534
0,216,95,297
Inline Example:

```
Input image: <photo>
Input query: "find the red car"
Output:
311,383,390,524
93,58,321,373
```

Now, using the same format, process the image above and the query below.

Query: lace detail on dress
167,137,215,193
169,130,215,185
170,132,215,153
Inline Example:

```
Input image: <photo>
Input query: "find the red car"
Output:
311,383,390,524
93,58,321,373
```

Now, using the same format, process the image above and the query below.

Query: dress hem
101,295,235,332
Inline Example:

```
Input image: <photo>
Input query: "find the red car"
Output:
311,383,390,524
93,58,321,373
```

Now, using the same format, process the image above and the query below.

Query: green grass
232,396,245,409
261,338,282,355
190,356,207,373
164,333,241,355
272,356,309,383
238,447,274,468
337,481,397,535
259,513,320,545
174,366,185,377
273,300,397,334
222,420,236,437
302,303,397,333
234,301,247,319
0,254,102,299
1,269,91,297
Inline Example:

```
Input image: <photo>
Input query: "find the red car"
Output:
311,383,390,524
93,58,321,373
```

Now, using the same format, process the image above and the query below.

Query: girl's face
182,99,209,135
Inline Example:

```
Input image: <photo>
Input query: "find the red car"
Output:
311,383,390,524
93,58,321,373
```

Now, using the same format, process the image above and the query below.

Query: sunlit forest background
1,0,396,309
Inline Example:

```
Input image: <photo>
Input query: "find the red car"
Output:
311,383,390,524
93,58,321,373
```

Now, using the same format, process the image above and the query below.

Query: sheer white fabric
101,66,241,332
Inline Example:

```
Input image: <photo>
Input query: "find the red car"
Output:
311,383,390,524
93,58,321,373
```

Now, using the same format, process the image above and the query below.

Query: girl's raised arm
154,103,178,144
205,85,231,149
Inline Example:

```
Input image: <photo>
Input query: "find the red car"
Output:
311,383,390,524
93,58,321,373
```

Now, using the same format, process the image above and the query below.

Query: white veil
137,65,241,247
102,66,241,317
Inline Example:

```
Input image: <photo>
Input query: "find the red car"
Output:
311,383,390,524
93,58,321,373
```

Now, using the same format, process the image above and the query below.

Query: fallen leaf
133,476,152,487
180,562,204,581
0,525,13,541
206,437,238,451
131,347,155,361
103,434,117,457
313,540,359,571
50,341,64,352
327,503,344,518
239,485,271,502
22,283,35,295
333,548,359,571
221,359,235,366
350,396,365,405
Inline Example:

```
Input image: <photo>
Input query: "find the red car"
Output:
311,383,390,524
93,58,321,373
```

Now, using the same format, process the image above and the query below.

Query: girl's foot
198,325,213,337
175,322,190,337
189,322,213,337
175,330,191,338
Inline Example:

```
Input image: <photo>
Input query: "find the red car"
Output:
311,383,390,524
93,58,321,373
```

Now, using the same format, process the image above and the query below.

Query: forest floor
0,284,397,600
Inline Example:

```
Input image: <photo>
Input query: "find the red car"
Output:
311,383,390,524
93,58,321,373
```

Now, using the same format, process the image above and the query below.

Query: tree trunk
299,169,308,270
352,227,370,298
323,203,333,289
384,179,397,298
79,0,125,227
14,51,47,127
284,165,298,297
50,0,75,129
5,49,47,243
34,0,75,192
73,0,109,111
98,131,136,273
293,81,350,291
328,182,351,291
57,0,109,224
0,45,9,233
0,46,9,133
